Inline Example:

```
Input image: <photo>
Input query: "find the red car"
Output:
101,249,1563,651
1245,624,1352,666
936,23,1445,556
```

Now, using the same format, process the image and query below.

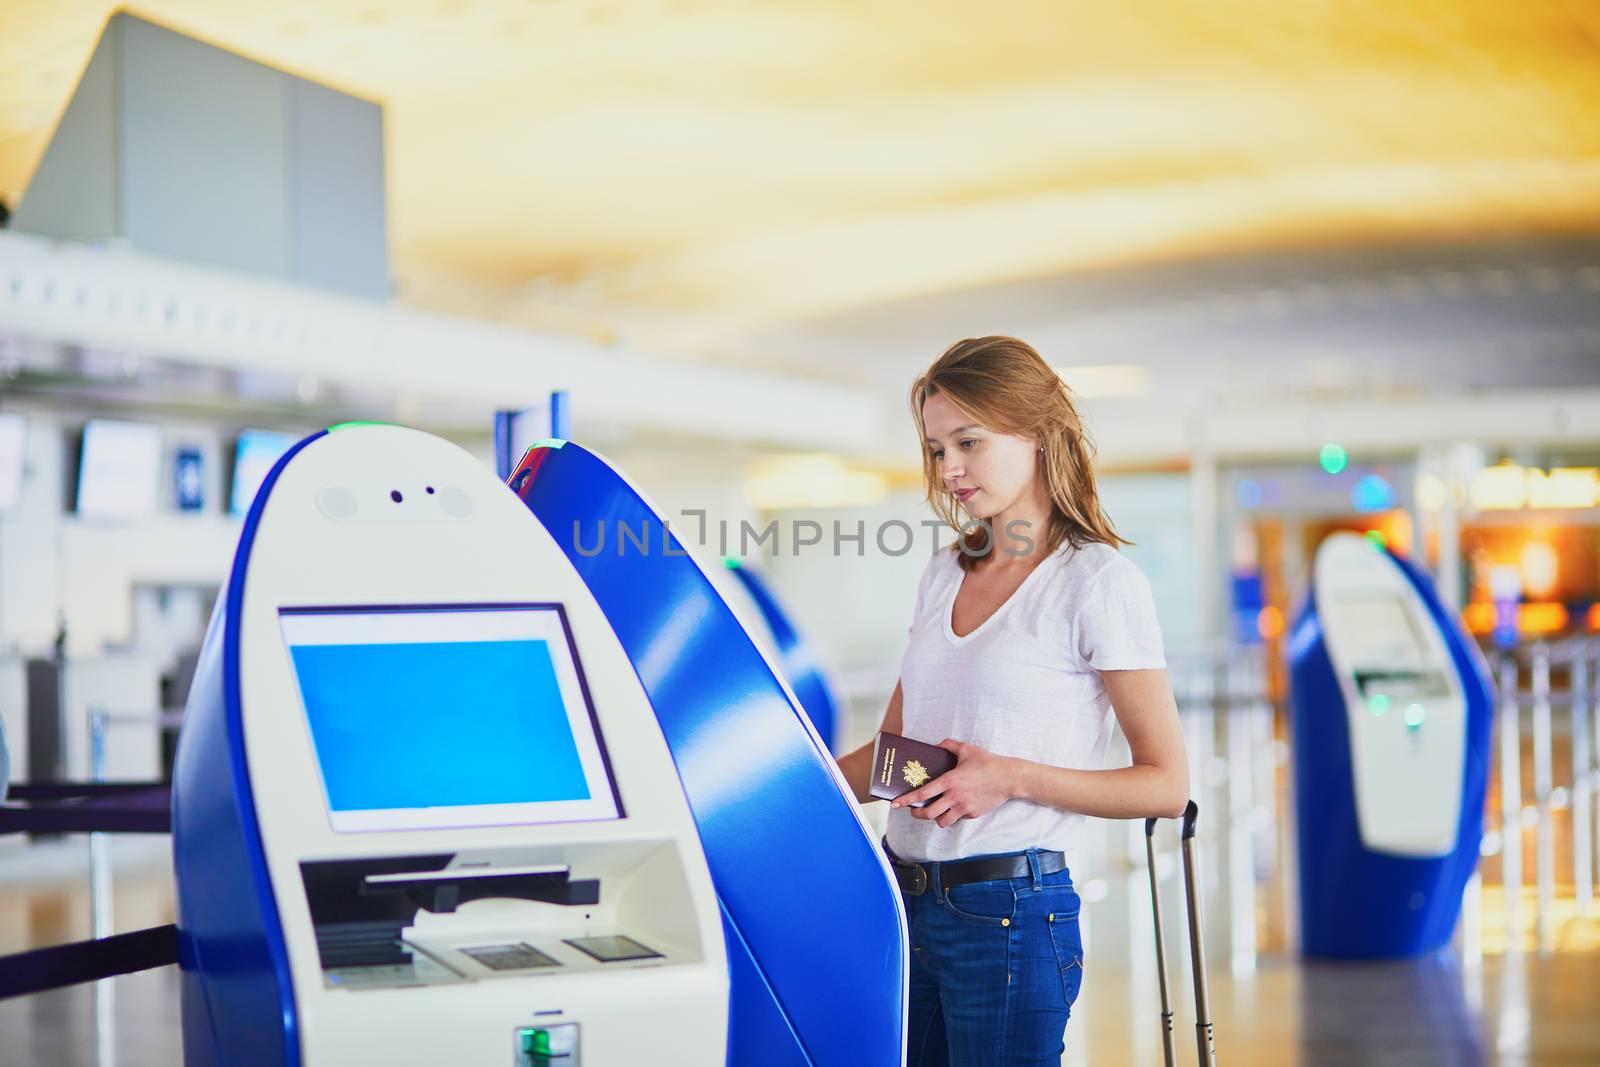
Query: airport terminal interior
2,3,1600,1065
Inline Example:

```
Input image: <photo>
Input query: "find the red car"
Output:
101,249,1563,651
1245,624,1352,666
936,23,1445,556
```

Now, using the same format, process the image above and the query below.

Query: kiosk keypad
563,936,663,963
462,943,562,971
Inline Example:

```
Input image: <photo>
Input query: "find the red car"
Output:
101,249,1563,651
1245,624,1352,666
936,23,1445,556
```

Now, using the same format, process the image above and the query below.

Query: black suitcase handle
1145,800,1216,1067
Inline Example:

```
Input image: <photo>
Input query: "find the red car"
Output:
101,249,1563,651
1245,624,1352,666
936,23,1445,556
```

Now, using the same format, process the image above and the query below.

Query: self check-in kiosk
1287,532,1492,959
172,425,728,1066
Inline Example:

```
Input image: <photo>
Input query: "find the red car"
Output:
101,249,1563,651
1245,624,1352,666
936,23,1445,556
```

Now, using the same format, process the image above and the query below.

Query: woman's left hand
891,740,1017,829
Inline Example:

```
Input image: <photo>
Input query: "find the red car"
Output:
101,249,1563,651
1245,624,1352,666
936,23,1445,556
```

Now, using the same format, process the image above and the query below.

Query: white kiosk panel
1314,534,1467,857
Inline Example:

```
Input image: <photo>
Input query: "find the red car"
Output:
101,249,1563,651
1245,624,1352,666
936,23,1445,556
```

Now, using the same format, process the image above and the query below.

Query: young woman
837,336,1190,1067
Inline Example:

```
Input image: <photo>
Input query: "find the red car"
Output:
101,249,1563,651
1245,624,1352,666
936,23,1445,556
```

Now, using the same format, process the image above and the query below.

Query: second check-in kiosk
508,440,908,1067
1288,531,1492,959
172,424,728,1066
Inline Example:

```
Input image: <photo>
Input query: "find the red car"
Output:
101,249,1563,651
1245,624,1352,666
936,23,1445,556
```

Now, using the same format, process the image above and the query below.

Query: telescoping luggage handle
1144,800,1216,1067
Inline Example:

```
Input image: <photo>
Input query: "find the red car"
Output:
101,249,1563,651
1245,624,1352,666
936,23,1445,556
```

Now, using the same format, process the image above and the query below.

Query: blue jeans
902,848,1084,1067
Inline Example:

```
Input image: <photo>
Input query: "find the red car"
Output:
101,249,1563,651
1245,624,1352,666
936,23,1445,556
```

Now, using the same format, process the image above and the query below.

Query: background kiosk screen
279,605,620,832
1325,596,1430,666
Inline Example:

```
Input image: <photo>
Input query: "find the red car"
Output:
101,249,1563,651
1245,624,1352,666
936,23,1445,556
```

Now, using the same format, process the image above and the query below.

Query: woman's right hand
834,679,903,802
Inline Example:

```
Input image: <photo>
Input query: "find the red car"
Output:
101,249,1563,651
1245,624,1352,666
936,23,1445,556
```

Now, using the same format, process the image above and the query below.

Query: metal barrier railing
1487,636,1600,952
85,706,181,1067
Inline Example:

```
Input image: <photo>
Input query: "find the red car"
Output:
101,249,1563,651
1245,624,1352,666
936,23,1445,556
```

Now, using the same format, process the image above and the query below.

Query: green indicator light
1319,442,1348,474
528,438,567,450
329,420,392,432
1368,694,1391,716
1364,530,1388,550
722,556,742,569
519,1029,552,1056
1404,703,1426,729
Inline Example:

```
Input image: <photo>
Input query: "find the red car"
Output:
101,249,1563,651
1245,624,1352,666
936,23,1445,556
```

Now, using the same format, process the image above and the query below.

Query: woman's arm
835,680,904,802
1011,668,1190,820
892,668,1189,827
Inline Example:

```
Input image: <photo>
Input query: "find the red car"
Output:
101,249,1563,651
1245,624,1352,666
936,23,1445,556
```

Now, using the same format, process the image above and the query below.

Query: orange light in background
1520,540,1559,598
1351,511,1415,556
1521,603,1569,634
1257,605,1285,640
1387,510,1415,556
1461,602,1571,636
1589,605,1600,633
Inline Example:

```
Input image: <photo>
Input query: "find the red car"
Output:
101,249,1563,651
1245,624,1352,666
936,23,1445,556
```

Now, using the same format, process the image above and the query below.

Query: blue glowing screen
287,638,591,812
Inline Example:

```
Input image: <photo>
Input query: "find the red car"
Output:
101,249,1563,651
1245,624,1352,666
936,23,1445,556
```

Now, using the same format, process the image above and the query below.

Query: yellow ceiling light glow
1470,463,1529,511
1527,468,1600,510
1471,463,1600,511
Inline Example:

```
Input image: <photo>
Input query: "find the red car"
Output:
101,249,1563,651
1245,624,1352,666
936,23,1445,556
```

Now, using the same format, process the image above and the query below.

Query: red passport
868,731,957,806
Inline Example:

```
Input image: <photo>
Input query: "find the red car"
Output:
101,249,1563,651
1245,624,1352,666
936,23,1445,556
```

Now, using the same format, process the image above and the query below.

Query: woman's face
921,391,1040,522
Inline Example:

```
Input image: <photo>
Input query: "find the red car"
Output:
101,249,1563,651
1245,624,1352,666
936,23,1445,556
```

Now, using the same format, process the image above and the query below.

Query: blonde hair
910,335,1128,571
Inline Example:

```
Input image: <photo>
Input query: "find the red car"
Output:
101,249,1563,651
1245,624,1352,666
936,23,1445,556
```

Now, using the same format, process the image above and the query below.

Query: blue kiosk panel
507,442,907,1067
725,560,841,753
1288,533,1492,959
172,432,324,1067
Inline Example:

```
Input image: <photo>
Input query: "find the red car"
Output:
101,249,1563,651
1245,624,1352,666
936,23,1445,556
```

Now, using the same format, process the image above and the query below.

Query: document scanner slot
302,855,453,972
315,920,414,969
360,864,601,914
1352,669,1451,699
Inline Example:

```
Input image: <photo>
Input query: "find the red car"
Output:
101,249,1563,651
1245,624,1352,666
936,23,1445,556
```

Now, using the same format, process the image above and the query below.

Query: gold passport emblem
902,759,930,788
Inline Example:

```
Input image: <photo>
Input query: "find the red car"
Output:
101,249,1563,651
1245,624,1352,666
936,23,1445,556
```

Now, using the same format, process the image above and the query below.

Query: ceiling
4,1,1600,378
736,234,1600,394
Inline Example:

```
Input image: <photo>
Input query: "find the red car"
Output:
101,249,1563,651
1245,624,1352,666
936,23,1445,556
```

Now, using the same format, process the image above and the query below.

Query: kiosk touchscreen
1288,532,1492,959
172,425,727,1067
279,605,619,833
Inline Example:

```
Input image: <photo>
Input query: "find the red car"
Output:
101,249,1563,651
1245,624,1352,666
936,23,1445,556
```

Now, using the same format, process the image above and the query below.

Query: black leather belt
883,840,1067,897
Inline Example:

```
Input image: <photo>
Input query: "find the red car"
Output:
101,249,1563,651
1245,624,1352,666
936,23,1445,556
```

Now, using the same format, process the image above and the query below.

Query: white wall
1099,472,1205,653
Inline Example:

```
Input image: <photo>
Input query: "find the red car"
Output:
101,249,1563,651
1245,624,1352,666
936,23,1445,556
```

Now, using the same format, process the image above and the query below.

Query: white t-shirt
887,540,1166,863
